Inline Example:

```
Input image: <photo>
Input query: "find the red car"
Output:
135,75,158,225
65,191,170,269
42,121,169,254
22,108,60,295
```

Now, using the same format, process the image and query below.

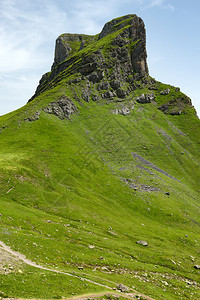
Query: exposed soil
0,240,155,300
0,246,22,274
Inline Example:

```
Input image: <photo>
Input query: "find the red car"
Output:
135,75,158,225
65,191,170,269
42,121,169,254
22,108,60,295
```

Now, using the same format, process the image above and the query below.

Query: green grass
0,90,200,299
0,15,200,300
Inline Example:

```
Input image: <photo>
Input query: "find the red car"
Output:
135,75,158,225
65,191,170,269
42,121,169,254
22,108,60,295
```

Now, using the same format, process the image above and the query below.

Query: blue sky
0,0,199,116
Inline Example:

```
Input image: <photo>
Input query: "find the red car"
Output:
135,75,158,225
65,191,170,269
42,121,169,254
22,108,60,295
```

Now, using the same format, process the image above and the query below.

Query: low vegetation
0,14,200,300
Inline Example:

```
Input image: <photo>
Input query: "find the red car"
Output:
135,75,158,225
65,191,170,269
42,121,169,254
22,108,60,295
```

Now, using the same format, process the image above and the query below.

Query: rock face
52,34,92,69
29,14,149,102
98,14,149,77
136,93,155,103
43,96,76,120
28,14,193,117
116,283,129,292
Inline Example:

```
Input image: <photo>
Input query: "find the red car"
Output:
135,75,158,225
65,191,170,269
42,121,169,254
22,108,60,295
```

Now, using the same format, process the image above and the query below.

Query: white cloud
151,0,163,7
149,0,174,10
166,3,175,11
0,0,72,114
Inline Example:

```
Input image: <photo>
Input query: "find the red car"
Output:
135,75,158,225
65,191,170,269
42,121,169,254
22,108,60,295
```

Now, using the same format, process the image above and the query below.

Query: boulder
160,89,170,95
121,108,131,115
88,70,105,83
116,89,128,98
136,93,155,103
116,283,129,292
97,81,110,91
194,265,200,269
110,80,121,90
43,96,76,119
136,240,148,246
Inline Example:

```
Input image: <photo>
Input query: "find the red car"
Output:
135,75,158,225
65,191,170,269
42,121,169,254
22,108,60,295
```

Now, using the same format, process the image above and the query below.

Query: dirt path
0,240,154,300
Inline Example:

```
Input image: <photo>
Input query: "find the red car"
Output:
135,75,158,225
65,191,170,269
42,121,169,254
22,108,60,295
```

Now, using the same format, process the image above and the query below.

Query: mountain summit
0,15,200,300
30,15,149,101
29,14,193,117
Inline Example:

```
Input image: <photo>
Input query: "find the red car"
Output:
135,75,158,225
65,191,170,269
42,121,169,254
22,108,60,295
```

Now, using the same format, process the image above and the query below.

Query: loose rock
116,283,129,292
88,245,95,249
194,265,200,269
160,89,170,95
136,93,155,103
136,240,148,246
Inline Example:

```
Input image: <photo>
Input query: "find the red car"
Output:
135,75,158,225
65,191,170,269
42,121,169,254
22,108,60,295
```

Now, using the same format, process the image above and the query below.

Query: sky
0,0,199,117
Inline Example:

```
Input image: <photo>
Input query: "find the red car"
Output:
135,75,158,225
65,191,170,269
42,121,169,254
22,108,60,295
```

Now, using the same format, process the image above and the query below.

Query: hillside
0,14,200,300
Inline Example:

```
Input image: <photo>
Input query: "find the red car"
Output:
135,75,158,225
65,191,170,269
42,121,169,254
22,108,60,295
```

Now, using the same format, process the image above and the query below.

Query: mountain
0,14,200,300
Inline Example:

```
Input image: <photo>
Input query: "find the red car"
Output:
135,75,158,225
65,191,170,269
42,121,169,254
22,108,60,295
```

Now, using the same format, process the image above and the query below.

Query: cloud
150,0,175,10
0,0,72,114
0,1,68,73
0,0,179,116
151,0,163,6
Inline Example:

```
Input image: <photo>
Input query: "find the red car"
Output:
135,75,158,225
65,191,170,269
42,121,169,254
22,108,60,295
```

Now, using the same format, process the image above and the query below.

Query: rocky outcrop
112,101,134,115
28,15,193,118
116,283,129,292
52,34,92,69
24,111,40,122
160,89,170,95
98,14,149,78
29,14,150,102
158,96,192,115
136,93,155,103
43,96,76,119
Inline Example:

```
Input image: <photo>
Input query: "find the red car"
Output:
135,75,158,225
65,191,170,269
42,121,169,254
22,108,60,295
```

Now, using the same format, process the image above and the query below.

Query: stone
185,280,194,285
88,70,104,83
101,266,109,271
82,92,90,102
136,93,155,103
53,33,92,68
78,62,98,75
97,81,110,91
116,283,129,292
24,111,40,122
149,85,158,90
113,109,119,115
121,108,131,115
158,96,192,115
112,103,134,116
194,265,200,269
30,14,149,101
110,80,121,90
136,240,148,246
102,91,114,98
116,89,128,98
88,245,95,249
162,281,169,286
160,89,170,95
43,96,76,119
91,94,100,102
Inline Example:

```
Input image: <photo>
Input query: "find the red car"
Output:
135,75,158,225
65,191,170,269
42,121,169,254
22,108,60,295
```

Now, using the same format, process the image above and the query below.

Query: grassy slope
0,89,200,299
0,17,200,300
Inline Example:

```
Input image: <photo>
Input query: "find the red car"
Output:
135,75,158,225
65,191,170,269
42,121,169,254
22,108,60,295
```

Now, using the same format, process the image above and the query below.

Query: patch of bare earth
0,247,22,274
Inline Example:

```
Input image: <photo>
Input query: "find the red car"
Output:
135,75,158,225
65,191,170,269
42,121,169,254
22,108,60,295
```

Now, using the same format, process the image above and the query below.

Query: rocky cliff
29,14,193,116
30,15,149,100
